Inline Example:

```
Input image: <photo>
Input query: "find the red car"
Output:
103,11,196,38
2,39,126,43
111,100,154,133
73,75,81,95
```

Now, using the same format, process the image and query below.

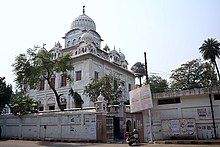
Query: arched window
72,39,75,45
67,41,70,47
61,75,67,87
126,120,132,132
60,97,67,110
39,79,45,90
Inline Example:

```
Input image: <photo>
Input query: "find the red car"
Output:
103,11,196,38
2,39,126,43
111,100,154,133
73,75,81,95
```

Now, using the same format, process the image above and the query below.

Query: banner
161,118,196,137
129,84,153,113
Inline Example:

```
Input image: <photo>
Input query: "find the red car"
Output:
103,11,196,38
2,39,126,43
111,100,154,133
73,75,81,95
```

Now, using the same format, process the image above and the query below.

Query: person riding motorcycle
126,129,140,146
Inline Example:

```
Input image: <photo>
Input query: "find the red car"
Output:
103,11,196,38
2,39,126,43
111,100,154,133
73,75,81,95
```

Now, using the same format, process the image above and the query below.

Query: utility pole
209,94,217,139
144,52,149,84
144,52,153,143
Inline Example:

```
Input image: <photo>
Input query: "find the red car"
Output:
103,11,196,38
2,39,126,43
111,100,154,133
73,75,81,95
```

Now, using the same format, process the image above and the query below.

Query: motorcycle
126,131,140,146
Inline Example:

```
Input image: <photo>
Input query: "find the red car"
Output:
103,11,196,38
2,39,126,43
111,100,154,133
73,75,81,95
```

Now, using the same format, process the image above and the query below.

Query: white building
28,6,135,111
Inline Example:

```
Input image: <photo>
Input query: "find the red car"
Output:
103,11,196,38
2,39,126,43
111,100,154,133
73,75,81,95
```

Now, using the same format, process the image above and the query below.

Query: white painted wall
0,111,97,141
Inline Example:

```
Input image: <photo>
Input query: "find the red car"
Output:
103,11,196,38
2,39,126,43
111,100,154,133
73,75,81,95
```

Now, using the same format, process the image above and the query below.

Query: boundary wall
0,111,100,142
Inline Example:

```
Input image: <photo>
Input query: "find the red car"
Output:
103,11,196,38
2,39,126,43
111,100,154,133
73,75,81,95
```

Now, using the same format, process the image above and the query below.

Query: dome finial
83,5,85,14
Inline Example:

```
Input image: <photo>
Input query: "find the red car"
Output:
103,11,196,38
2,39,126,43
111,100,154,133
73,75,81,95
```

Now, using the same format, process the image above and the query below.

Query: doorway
113,117,121,139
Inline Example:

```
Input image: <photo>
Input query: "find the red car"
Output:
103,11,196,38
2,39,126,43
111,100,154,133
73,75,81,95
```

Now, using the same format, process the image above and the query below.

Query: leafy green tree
10,92,38,116
0,77,13,114
199,38,220,80
69,88,84,109
84,75,121,104
170,59,217,91
148,75,169,93
131,62,145,86
12,45,73,111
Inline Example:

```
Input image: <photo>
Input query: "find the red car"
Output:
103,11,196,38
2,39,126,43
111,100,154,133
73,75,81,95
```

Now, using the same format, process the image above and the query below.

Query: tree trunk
214,60,220,81
47,79,64,111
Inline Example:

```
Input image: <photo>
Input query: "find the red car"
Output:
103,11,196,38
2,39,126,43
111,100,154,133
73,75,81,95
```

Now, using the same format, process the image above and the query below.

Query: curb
154,140,220,145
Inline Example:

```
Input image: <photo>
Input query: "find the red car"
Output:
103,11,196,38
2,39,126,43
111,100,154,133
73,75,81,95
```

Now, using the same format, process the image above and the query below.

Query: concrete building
141,86,220,142
28,6,135,111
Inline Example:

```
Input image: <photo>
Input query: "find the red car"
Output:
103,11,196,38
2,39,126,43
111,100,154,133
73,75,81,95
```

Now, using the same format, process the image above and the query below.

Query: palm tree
199,38,220,81
131,62,145,86
199,38,220,140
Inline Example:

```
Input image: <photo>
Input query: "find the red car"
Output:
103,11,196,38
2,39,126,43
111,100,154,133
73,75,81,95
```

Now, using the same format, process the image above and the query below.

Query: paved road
0,140,220,147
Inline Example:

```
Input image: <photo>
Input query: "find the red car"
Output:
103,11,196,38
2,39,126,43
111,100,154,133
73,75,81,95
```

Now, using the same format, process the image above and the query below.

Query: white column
44,94,47,111
143,110,148,142
148,109,153,143
55,73,60,88
55,98,59,110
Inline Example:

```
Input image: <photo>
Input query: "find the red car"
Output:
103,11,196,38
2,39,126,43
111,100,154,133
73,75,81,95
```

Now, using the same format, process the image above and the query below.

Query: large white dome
71,14,96,31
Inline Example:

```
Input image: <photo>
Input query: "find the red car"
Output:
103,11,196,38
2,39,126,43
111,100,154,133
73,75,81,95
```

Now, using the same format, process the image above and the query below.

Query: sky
0,0,220,88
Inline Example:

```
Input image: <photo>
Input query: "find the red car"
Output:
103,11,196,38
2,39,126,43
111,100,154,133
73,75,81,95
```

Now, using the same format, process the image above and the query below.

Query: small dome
49,42,62,52
109,49,120,57
71,14,96,31
97,93,105,102
119,50,125,60
80,32,94,43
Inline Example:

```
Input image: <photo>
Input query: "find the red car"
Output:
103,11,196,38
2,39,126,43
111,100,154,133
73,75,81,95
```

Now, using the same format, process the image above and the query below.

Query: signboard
161,118,196,137
129,84,153,113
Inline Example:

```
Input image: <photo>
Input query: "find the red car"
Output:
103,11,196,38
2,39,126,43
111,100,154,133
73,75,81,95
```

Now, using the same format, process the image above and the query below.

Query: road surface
0,140,220,147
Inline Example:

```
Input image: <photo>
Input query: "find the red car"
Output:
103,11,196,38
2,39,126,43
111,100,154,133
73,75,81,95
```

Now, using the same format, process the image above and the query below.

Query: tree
0,77,13,114
12,45,73,111
199,38,220,81
170,59,217,91
148,75,169,93
10,92,38,116
131,62,145,86
199,38,220,140
84,75,121,104
69,88,84,109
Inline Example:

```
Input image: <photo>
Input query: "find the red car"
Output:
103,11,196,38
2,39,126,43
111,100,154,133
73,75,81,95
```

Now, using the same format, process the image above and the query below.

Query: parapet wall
153,86,220,99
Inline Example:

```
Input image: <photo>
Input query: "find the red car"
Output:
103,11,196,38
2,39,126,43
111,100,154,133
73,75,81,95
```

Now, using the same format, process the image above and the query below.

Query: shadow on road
0,138,8,142
37,141,111,147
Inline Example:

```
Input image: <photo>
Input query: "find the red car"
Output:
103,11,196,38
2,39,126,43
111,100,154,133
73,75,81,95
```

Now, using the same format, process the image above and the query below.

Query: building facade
28,7,135,111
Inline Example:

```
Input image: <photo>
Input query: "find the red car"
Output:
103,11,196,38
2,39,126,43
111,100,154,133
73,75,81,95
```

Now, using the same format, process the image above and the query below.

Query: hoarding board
161,118,196,137
129,84,153,113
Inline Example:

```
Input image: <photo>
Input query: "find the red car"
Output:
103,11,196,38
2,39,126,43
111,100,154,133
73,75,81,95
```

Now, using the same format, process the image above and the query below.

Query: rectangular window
214,94,220,100
94,71,99,80
50,78,55,88
128,84,131,91
61,75,67,87
113,79,118,89
158,97,181,105
39,80,45,90
61,104,66,110
39,106,44,111
49,105,55,110
76,70,82,81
